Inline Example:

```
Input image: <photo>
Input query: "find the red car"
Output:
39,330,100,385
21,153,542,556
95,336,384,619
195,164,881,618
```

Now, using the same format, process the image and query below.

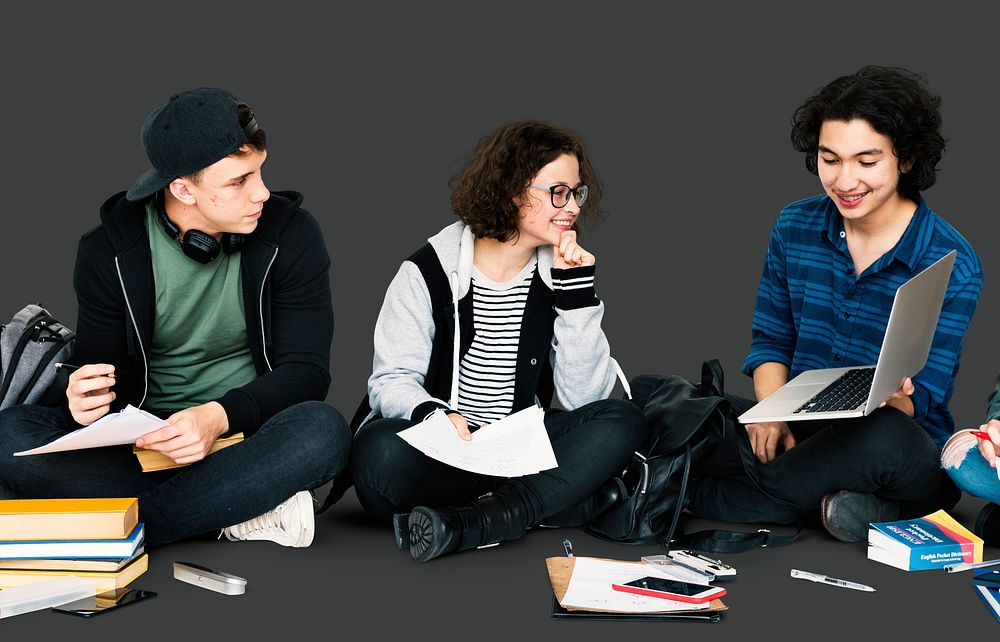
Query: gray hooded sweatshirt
367,221,618,423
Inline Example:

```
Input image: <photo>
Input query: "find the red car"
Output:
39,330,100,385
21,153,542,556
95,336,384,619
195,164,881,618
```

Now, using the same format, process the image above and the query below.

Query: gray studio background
1,2,997,640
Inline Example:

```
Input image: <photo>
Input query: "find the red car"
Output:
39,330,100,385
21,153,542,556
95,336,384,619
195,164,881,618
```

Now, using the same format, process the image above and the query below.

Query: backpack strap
660,443,692,550
671,521,802,554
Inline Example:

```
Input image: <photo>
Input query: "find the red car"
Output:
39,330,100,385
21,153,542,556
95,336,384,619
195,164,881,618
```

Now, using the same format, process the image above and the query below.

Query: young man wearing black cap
0,88,350,548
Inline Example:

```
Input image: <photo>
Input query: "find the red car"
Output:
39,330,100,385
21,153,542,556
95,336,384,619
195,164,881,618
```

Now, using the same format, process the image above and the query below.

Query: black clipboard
551,597,721,621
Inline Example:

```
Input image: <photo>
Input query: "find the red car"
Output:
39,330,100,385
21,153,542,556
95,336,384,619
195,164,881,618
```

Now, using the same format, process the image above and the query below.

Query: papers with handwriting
397,406,556,476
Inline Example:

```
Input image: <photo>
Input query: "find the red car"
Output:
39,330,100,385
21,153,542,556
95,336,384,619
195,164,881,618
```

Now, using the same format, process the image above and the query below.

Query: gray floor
3,489,996,639
2,3,999,639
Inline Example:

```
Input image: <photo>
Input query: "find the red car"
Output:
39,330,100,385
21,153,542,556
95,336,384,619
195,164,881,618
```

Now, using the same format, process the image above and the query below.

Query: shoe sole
408,508,448,563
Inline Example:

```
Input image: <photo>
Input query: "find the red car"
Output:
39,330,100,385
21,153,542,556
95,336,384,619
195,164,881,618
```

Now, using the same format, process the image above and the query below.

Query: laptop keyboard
793,367,876,414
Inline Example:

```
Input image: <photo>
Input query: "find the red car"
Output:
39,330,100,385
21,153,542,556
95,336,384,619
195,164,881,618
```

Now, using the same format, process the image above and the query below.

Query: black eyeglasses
529,183,589,208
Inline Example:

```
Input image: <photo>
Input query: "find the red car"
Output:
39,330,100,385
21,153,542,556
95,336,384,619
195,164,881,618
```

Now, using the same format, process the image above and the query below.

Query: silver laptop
738,250,956,424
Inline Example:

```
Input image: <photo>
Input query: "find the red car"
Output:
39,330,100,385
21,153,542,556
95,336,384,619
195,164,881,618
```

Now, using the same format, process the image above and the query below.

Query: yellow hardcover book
0,547,145,572
0,553,148,591
133,433,244,472
0,498,138,541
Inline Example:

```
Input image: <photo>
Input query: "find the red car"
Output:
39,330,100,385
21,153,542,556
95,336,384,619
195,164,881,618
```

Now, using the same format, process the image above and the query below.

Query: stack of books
867,508,983,571
0,498,147,591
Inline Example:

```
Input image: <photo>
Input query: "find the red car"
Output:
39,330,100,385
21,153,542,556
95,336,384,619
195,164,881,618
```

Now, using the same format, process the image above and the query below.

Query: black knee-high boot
397,488,530,562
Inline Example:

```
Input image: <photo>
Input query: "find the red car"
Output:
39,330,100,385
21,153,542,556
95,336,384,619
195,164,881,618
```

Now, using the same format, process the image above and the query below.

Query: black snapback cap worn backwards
126,88,260,202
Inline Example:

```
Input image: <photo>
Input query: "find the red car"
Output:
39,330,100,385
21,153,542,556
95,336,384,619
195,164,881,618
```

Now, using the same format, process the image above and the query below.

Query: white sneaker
221,491,316,547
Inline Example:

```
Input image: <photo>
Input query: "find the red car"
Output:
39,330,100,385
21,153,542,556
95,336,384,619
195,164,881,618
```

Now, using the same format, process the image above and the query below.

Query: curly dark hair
790,66,944,201
449,119,603,242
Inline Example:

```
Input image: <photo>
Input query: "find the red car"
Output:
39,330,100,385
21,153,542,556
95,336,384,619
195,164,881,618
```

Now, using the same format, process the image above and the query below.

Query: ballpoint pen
943,558,1000,573
790,569,875,592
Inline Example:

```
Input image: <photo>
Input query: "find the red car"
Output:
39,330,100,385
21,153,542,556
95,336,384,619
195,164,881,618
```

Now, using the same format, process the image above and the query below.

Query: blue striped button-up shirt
743,194,983,448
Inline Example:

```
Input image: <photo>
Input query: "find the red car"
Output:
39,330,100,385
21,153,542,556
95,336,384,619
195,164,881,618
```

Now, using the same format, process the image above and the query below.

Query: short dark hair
186,104,267,184
449,119,603,242
790,66,944,201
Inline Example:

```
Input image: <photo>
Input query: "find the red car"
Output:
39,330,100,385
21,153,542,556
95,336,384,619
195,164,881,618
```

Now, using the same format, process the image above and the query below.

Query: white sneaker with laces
221,491,316,547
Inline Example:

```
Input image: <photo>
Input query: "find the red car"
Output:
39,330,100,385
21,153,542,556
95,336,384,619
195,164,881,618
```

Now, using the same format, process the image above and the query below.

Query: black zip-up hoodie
72,190,333,435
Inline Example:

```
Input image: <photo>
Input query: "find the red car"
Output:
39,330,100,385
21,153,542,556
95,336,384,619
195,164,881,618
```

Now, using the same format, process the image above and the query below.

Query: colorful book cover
867,509,983,571
0,546,145,572
972,569,1000,624
0,523,144,560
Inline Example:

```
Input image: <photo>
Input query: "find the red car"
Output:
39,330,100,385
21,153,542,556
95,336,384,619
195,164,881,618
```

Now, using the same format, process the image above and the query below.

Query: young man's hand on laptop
878,377,915,417
746,421,796,464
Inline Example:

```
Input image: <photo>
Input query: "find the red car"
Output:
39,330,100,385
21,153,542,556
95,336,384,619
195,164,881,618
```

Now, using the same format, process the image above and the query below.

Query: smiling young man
0,88,350,548
688,67,983,542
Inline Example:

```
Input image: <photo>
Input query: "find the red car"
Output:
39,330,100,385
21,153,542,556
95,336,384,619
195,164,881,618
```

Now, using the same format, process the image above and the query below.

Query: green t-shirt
144,202,257,410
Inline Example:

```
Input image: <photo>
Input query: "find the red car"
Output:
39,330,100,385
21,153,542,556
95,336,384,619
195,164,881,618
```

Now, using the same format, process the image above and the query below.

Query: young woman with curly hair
349,120,646,562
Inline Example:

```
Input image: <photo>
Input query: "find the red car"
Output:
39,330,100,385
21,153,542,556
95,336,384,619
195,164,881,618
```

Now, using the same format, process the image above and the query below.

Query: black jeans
350,398,647,524
0,401,351,546
689,396,959,524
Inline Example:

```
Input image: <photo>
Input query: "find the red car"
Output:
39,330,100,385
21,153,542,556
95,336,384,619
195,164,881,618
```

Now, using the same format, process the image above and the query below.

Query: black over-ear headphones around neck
154,192,245,264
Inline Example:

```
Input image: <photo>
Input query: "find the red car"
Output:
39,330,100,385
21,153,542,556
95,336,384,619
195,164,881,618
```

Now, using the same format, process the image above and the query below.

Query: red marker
972,431,993,440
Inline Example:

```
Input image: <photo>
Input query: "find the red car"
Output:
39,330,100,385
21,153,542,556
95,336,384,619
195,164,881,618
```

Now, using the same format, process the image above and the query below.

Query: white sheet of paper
559,557,710,613
397,406,557,476
14,405,168,456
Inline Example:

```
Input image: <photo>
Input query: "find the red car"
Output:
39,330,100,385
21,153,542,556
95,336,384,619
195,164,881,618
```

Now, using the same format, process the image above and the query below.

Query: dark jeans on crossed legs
689,398,958,524
350,398,647,524
0,400,351,546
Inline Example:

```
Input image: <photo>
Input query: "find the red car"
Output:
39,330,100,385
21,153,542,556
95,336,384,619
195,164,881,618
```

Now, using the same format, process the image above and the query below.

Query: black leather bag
584,360,799,552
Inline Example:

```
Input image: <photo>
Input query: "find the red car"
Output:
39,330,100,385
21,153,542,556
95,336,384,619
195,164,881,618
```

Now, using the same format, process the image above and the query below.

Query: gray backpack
0,304,76,409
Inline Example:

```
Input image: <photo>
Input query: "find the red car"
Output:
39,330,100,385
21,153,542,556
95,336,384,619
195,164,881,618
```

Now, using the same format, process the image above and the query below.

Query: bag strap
660,442,692,550
700,358,724,397
671,521,802,553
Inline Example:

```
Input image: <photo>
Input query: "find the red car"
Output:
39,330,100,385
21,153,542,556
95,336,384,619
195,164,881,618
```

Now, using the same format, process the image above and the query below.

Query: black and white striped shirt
457,258,537,427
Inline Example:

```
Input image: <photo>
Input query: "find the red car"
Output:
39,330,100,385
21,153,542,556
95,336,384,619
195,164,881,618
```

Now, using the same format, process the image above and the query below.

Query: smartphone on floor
611,576,726,604
52,588,157,618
